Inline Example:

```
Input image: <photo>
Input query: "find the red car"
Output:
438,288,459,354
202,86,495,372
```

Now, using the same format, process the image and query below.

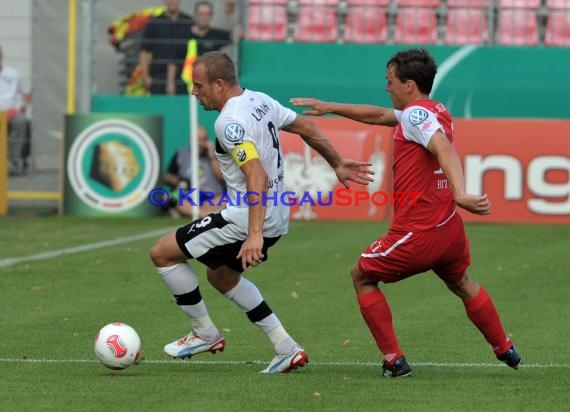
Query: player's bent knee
351,266,368,288
445,273,479,300
149,236,180,267
350,266,361,280
149,241,164,267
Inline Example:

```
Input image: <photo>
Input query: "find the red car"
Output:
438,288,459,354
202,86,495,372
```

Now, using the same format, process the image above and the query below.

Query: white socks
224,276,296,354
157,263,218,339
157,264,296,353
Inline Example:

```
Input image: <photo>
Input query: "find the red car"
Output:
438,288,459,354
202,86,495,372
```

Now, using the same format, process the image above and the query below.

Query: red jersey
389,100,456,233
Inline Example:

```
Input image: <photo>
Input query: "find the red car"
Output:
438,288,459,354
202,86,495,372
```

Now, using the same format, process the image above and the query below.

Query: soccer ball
94,322,142,370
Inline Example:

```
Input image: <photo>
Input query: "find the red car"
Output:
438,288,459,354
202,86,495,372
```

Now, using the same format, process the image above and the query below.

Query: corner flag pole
189,95,199,220
182,39,200,220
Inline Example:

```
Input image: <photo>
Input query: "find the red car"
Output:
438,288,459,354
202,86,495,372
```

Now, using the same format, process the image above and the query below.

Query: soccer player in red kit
291,48,522,377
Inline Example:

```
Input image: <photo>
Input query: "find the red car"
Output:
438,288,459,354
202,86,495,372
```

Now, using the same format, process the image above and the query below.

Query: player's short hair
193,51,237,86
387,49,437,95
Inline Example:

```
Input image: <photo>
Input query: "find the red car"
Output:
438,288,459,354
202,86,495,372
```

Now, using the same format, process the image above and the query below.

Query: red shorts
357,212,471,284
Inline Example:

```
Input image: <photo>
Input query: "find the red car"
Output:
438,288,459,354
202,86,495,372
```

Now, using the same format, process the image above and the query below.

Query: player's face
385,64,408,110
192,63,220,111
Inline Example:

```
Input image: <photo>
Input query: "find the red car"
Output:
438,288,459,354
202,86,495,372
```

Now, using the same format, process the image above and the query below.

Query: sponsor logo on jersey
421,120,432,131
224,123,245,142
409,108,429,125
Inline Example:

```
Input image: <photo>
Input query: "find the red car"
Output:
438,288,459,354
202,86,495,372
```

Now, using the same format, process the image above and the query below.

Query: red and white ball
94,322,142,370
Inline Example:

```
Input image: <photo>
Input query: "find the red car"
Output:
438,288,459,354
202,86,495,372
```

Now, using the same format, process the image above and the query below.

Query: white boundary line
0,358,567,369
0,227,177,269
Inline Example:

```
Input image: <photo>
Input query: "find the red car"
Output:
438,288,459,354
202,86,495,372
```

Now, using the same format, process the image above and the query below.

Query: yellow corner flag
181,39,198,91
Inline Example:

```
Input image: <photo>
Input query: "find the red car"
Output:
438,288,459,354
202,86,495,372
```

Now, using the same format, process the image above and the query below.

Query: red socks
357,289,404,364
357,286,511,363
463,286,512,355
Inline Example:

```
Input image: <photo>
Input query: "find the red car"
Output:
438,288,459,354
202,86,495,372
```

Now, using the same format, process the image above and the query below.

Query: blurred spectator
164,125,226,218
139,0,193,95
108,5,167,96
0,45,32,176
190,1,232,55
166,1,232,91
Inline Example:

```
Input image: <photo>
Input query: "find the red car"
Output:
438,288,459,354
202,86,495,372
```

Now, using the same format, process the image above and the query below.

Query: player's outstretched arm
290,97,399,127
427,132,491,215
283,116,374,189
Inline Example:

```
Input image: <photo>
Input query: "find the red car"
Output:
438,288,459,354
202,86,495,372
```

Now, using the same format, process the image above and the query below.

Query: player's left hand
334,159,375,189
455,193,491,215
237,232,264,271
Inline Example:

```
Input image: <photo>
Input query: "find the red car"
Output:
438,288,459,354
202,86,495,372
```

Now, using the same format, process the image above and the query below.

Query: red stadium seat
545,10,570,46
247,4,288,42
249,0,288,4
447,0,490,7
298,0,340,5
546,0,570,8
344,6,388,43
294,5,338,42
396,0,440,6
394,8,438,44
498,0,541,8
495,9,539,45
444,8,488,44
346,0,391,6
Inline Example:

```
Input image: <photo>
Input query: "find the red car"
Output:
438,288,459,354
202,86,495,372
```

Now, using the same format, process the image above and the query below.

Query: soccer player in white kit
150,51,374,373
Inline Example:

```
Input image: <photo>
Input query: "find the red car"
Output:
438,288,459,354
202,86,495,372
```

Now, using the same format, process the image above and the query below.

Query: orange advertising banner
280,118,393,221
281,117,570,223
454,119,570,224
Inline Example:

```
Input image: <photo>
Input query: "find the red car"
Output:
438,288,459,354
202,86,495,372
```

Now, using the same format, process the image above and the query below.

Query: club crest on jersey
409,109,429,125
224,123,245,142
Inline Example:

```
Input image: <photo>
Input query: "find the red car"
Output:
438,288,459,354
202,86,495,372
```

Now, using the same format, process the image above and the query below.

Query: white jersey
214,89,297,237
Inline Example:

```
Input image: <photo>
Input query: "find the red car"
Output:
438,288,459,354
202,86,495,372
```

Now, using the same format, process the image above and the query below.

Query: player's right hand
290,98,330,116
237,233,264,272
455,193,491,215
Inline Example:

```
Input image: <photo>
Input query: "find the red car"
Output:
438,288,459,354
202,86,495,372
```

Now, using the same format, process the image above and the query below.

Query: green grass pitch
0,217,569,411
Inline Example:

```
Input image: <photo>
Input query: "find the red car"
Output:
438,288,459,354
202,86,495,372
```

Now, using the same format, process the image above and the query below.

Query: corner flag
181,39,198,91
181,38,200,219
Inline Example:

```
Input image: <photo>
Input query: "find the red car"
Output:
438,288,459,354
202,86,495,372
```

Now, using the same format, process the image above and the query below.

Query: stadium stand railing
107,1,570,94
245,0,570,46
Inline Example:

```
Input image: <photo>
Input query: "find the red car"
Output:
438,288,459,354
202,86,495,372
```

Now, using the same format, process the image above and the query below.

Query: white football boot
260,345,309,374
164,331,225,359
